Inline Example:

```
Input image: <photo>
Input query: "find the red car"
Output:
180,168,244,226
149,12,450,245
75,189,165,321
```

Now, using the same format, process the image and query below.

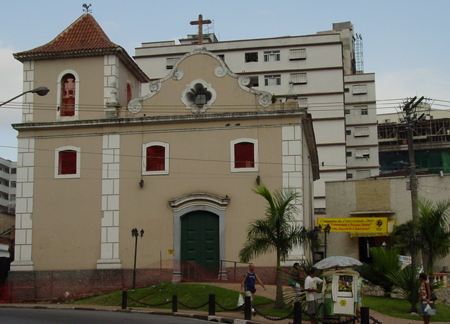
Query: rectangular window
249,76,259,87
347,173,353,179
264,51,280,62
235,142,255,168
346,130,351,136
345,109,350,114
146,146,166,171
354,127,369,137
353,85,368,94
355,148,370,158
361,107,368,115
264,75,281,86
346,151,352,157
297,98,308,108
10,181,16,188
9,194,16,202
289,49,306,60
166,57,181,69
289,73,307,84
245,52,258,62
59,150,77,175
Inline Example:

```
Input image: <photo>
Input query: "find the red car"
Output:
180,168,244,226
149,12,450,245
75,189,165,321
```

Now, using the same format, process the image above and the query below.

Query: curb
0,304,271,324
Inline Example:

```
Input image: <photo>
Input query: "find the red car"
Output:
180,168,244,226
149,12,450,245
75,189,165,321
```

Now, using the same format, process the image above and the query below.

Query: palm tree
392,199,450,274
417,199,450,273
239,185,305,308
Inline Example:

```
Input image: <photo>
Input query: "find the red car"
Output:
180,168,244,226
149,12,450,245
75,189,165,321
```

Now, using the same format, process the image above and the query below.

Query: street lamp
0,87,50,107
131,228,144,290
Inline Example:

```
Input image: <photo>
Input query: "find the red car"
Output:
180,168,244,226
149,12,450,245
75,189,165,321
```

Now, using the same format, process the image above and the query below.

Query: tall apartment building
0,157,16,216
134,21,379,214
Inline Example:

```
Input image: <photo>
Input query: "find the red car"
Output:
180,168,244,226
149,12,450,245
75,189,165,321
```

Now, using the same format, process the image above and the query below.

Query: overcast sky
1,0,449,161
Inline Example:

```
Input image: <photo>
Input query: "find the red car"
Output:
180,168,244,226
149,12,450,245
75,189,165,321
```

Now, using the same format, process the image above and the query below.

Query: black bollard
244,295,251,320
293,301,302,324
121,290,127,309
209,294,215,315
172,295,178,313
361,306,369,324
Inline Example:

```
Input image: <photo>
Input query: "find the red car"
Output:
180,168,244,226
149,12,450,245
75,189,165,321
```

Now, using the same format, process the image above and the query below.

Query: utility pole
401,96,426,314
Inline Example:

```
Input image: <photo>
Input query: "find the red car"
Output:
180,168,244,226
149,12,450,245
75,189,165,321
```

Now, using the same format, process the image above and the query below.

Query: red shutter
127,83,132,105
146,146,165,171
234,142,254,168
59,150,77,174
61,74,75,116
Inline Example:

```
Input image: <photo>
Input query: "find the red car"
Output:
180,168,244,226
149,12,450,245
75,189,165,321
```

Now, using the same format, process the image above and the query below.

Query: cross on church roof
190,14,212,45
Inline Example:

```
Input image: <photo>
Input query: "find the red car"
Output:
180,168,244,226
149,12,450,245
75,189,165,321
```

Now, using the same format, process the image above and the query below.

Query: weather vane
82,3,92,13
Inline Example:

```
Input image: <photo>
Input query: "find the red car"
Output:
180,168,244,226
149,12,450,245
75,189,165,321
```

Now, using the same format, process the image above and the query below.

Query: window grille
289,48,306,60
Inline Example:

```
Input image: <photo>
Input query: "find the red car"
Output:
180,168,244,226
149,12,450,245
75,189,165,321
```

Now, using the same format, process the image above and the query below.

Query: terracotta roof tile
14,14,150,82
15,14,118,58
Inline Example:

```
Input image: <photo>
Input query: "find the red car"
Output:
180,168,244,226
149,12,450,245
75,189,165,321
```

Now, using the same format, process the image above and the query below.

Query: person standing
305,267,323,324
419,272,432,324
240,263,267,314
289,262,302,296
356,276,364,318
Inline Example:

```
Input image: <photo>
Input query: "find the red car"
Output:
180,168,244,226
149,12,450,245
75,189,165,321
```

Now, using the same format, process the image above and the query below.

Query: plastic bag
424,304,436,316
237,294,244,307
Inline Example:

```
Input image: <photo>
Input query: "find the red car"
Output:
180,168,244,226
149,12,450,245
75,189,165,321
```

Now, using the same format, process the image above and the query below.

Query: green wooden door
180,211,219,269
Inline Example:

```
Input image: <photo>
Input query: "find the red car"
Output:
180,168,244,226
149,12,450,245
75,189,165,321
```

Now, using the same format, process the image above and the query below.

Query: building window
61,74,76,116
345,109,350,114
353,85,368,94
248,76,259,87
11,168,16,174
264,75,281,86
9,194,16,202
57,70,79,120
55,146,80,178
355,148,370,159
346,151,352,157
354,127,369,137
346,130,351,136
166,57,181,69
289,73,307,84
126,82,133,105
344,88,350,93
297,98,308,108
289,48,306,60
245,52,258,62
230,138,258,172
10,181,16,188
361,107,368,115
347,173,353,179
142,142,169,175
264,51,280,62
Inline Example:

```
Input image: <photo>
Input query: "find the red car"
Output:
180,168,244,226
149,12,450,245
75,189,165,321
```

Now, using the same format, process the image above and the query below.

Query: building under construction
378,117,450,174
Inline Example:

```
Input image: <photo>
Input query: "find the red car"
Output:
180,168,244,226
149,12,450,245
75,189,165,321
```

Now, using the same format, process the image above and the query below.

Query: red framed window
234,142,254,168
146,146,165,171
126,82,132,105
58,150,77,174
61,74,76,116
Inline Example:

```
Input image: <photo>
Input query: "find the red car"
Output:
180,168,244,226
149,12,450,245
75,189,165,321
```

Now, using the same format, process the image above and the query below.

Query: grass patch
364,295,450,322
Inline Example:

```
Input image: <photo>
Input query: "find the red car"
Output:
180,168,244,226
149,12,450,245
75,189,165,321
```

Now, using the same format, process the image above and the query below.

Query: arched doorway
181,211,219,280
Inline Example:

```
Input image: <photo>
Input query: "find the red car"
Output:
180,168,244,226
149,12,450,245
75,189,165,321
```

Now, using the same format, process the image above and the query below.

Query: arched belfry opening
169,193,229,282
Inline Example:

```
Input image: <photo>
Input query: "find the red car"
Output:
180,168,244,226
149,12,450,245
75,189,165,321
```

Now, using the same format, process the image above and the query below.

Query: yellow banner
317,217,388,233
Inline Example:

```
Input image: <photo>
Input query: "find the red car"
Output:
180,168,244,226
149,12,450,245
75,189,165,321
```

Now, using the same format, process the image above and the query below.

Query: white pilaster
10,138,35,271
97,134,121,269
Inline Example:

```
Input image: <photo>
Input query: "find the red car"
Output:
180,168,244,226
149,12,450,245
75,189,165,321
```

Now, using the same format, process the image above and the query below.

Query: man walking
305,267,323,324
240,263,266,314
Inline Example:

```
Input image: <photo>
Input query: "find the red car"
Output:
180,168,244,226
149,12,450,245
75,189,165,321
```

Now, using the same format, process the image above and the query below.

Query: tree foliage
239,185,305,308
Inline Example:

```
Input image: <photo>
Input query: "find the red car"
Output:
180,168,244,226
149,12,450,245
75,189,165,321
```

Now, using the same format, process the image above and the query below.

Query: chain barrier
127,295,172,307
253,305,295,321
214,301,244,312
369,315,382,324
177,300,209,310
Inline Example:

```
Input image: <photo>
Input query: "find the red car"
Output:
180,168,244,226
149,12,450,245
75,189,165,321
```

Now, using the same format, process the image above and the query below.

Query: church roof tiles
14,14,150,82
